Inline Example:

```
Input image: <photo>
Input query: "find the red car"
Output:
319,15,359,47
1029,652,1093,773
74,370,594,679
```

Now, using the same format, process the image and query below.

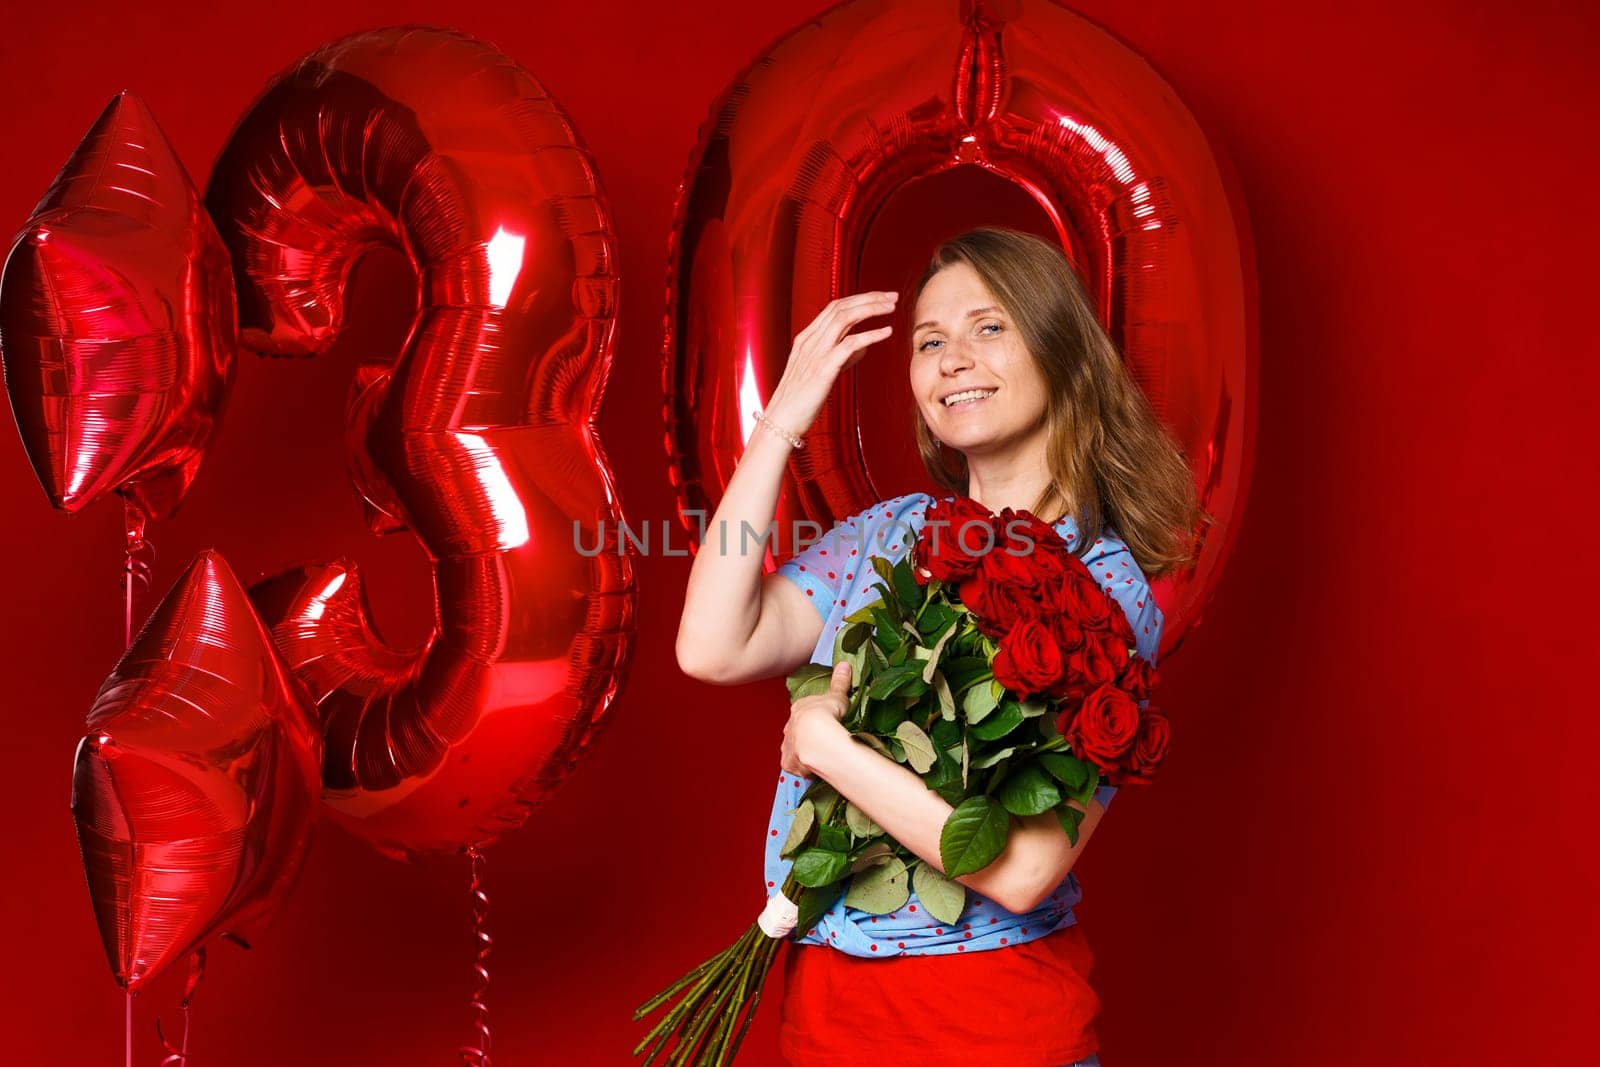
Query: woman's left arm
785,663,1106,915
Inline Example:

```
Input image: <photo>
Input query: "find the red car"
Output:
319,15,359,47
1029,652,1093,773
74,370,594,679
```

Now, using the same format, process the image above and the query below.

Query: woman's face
909,261,1051,460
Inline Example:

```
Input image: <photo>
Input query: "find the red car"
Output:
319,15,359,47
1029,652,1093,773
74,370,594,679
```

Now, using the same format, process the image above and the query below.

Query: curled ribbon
459,846,493,1066
154,947,206,1066
121,497,155,646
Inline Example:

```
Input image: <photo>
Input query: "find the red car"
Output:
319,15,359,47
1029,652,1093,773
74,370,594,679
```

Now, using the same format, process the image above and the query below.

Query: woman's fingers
827,294,898,341
809,292,898,348
838,324,893,359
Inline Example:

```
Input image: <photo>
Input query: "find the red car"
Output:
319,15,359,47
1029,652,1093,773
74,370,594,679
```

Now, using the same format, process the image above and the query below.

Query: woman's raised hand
763,291,898,437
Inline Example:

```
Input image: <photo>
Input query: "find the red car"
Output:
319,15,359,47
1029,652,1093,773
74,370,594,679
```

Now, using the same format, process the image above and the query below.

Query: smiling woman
670,227,1203,1065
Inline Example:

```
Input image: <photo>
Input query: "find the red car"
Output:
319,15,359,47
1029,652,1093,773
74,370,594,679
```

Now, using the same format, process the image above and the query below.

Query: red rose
959,573,1036,637
1069,684,1142,770
992,619,1065,695
1096,630,1130,676
1039,566,1099,618
977,540,1037,587
1109,707,1170,785
996,509,1072,576
916,497,995,583
1060,635,1122,695
1047,612,1087,652
1074,576,1115,630
1118,656,1158,702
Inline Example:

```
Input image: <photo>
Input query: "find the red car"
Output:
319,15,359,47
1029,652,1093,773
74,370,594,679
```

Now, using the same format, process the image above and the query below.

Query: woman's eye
978,322,1002,336
917,338,944,352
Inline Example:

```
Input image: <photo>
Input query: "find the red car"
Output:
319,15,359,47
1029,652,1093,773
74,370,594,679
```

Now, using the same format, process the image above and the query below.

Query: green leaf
786,663,832,701
924,742,961,789
997,764,1062,816
912,862,967,926
891,556,924,611
843,601,879,625
1056,803,1085,846
916,601,956,639
844,856,910,914
780,799,816,858
869,663,925,700
895,721,937,774
817,824,852,852
932,670,956,721
970,698,1024,740
793,882,846,937
941,656,991,695
792,847,851,887
870,606,904,653
870,555,897,591
962,680,999,724
1018,695,1051,718
969,744,1018,770
920,619,958,683
1039,752,1093,797
803,781,842,823
940,796,1011,877
933,779,967,805
845,801,881,838
869,700,906,735
841,622,871,654
850,839,893,872
931,718,961,748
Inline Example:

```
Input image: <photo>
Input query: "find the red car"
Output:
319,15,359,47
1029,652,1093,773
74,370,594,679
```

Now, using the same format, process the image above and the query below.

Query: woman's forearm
675,424,794,674
799,717,1094,915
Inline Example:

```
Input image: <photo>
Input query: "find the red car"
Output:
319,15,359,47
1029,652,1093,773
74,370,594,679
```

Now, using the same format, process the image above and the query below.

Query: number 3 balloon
662,0,1257,660
205,27,635,860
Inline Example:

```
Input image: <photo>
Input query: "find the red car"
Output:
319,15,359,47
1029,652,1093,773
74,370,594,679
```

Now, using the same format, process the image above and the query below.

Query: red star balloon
0,91,235,521
70,549,321,992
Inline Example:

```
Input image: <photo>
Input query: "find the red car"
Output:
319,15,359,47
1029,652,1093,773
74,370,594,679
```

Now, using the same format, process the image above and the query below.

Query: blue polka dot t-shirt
768,491,1164,958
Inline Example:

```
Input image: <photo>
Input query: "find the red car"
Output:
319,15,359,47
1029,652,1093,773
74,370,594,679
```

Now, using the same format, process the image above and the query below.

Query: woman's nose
939,339,974,374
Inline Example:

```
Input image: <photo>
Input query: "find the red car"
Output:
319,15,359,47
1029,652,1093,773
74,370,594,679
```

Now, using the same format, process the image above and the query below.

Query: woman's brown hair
912,227,1211,579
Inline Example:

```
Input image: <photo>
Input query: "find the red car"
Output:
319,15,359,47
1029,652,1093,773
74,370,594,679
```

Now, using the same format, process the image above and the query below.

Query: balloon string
121,497,154,648
125,990,133,1067
459,845,492,1067
155,947,206,1066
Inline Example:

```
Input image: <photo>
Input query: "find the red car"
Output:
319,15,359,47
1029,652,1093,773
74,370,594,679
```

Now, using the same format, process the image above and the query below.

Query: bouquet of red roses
916,496,1170,792
631,498,1169,1066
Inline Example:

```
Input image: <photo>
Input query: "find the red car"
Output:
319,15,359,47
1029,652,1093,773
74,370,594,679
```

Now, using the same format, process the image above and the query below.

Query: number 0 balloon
206,27,635,860
662,0,1257,659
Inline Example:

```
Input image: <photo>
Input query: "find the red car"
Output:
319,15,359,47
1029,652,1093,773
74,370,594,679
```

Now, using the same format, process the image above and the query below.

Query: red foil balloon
70,550,321,992
662,0,1257,659
0,91,235,520
205,28,635,860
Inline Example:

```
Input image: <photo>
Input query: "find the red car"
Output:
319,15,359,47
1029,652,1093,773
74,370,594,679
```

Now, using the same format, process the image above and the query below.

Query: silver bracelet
753,409,805,449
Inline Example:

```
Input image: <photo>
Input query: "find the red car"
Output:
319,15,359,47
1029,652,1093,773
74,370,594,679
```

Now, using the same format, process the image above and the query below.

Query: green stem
635,939,740,1062
725,939,778,1063
702,931,769,1066
671,955,742,1065
633,949,722,1020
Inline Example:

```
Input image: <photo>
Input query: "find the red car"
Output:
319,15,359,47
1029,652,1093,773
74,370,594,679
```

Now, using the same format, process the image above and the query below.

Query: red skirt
778,923,1103,1066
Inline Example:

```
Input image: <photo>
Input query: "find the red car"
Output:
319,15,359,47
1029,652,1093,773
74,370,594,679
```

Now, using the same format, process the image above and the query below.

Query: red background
1,1,1593,1063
